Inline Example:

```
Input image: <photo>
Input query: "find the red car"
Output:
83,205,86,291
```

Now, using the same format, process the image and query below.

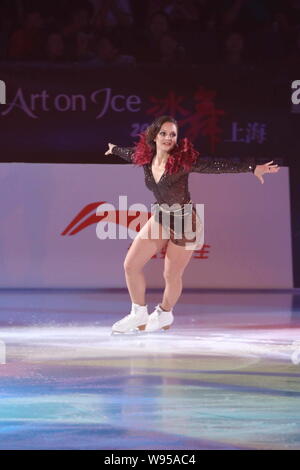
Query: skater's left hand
254,160,280,184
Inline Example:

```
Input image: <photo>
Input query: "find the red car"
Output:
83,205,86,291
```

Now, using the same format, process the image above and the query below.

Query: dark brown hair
132,115,199,174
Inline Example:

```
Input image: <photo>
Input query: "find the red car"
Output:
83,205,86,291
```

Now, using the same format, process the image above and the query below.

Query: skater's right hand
105,143,116,156
253,160,280,184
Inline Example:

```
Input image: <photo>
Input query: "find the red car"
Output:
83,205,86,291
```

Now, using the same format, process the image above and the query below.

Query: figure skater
104,115,280,333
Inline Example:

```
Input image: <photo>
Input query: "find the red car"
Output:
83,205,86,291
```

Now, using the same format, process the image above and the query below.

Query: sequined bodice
111,146,256,206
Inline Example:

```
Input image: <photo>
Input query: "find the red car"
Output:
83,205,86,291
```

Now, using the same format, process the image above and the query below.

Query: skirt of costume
152,200,203,250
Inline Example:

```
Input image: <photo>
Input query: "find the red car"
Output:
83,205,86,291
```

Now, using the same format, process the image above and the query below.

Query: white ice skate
145,304,174,332
111,303,149,334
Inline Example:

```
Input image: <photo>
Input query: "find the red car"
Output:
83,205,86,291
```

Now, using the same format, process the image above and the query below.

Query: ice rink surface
0,288,300,450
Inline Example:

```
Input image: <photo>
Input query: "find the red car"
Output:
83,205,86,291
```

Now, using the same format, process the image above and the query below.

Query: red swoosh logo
61,201,151,236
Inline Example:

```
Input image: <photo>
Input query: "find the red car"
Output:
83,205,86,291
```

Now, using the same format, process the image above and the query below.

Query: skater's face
154,122,177,152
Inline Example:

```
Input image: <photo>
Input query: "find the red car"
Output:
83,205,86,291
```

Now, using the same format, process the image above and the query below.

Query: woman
105,115,280,334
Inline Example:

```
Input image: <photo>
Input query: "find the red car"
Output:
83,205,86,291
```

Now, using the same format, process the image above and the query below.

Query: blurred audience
0,5,14,59
62,3,94,61
7,9,46,60
46,31,66,62
87,34,136,66
223,31,245,64
159,32,187,66
0,0,299,67
135,10,171,63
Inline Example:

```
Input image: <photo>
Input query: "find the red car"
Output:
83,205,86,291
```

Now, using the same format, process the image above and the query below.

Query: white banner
0,163,292,288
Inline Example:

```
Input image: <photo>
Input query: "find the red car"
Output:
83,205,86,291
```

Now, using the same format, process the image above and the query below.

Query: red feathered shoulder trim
166,137,200,174
132,132,200,174
132,132,153,166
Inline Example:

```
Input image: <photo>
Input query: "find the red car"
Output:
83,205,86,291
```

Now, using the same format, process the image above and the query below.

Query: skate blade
111,325,147,336
145,324,172,333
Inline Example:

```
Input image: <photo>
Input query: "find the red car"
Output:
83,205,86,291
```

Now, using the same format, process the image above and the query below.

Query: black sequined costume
112,145,256,249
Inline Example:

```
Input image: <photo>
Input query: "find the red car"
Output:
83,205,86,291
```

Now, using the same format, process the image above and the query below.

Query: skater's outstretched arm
191,154,256,174
191,154,280,184
105,143,134,163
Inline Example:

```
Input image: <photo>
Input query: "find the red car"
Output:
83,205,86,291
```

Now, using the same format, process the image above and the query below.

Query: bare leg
161,240,194,311
124,215,169,305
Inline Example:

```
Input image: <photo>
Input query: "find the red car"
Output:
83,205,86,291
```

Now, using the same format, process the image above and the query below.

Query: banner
0,64,291,164
0,162,292,288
